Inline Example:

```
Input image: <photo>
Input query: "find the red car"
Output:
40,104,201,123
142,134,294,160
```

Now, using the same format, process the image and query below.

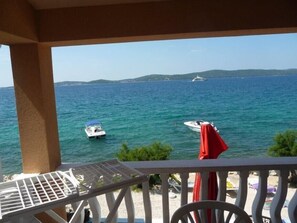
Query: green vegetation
117,142,172,161
268,130,297,187
117,142,173,188
268,130,297,157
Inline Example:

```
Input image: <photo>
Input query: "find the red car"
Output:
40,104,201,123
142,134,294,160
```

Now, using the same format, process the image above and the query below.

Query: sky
1,33,297,87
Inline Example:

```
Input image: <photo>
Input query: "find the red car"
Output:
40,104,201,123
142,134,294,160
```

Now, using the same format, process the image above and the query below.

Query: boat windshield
85,120,101,126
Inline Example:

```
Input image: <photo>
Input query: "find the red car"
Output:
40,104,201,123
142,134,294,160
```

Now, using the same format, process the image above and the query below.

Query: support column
10,43,61,174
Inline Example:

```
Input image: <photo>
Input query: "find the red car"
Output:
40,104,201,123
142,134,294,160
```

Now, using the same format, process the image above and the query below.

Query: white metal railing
125,157,297,223
3,157,296,223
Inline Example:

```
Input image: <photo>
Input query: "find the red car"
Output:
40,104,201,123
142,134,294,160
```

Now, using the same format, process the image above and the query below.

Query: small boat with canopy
84,120,106,139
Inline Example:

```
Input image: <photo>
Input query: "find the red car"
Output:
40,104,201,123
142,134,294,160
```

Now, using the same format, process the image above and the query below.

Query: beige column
10,43,61,174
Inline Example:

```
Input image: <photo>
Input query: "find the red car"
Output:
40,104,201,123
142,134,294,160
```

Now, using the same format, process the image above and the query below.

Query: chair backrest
171,200,252,223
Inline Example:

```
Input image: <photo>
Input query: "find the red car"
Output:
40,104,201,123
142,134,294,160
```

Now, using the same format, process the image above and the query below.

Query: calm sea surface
0,75,297,174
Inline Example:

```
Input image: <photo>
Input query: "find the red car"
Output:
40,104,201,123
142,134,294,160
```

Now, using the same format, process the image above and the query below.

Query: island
54,69,297,86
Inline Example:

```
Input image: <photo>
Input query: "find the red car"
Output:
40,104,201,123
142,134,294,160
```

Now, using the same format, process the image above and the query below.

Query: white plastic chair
171,200,252,223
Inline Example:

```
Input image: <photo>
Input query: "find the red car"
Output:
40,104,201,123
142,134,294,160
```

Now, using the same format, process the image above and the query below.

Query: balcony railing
59,157,297,223
122,157,297,223
2,157,296,223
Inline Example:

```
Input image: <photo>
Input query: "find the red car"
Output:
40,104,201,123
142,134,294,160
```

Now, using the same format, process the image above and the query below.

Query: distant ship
192,75,206,82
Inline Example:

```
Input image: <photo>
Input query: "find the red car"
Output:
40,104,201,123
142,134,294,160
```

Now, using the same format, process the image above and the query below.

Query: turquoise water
0,75,297,174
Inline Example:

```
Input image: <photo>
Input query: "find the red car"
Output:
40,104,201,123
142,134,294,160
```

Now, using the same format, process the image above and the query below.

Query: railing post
70,201,84,223
88,197,101,223
217,171,228,202
235,170,249,209
142,181,152,223
251,170,269,223
288,189,297,222
160,173,170,223
270,170,289,223
105,192,117,223
200,171,209,200
125,187,135,223
180,173,189,206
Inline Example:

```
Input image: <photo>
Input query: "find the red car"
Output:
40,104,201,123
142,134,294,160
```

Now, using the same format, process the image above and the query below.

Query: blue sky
1,33,297,87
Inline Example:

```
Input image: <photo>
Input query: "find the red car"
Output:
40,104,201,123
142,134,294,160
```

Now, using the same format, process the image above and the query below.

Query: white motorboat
184,120,219,132
84,120,106,138
192,75,206,82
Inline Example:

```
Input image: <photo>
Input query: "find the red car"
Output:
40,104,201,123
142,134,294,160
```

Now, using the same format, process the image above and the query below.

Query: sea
0,75,297,175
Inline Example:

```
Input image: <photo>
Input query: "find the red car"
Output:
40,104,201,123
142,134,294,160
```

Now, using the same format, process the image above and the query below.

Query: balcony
54,157,297,223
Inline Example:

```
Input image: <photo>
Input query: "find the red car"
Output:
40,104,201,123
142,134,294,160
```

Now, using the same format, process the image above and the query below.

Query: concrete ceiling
1,0,297,46
27,0,167,9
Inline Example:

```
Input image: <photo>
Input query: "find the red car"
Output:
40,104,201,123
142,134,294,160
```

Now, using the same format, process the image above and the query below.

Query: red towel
193,124,228,222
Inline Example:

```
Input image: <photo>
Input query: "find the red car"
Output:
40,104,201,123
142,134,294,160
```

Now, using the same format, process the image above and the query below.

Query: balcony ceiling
1,0,297,46
27,0,168,9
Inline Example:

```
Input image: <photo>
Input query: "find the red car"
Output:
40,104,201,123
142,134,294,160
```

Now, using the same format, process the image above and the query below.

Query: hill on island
55,68,297,86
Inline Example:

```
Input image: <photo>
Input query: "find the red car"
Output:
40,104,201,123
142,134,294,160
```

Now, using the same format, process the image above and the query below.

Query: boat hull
184,121,204,132
85,129,106,138
85,126,106,138
184,120,218,132
192,76,206,82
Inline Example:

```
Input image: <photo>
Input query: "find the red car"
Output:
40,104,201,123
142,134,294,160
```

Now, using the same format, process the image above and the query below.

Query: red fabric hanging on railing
193,124,228,222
